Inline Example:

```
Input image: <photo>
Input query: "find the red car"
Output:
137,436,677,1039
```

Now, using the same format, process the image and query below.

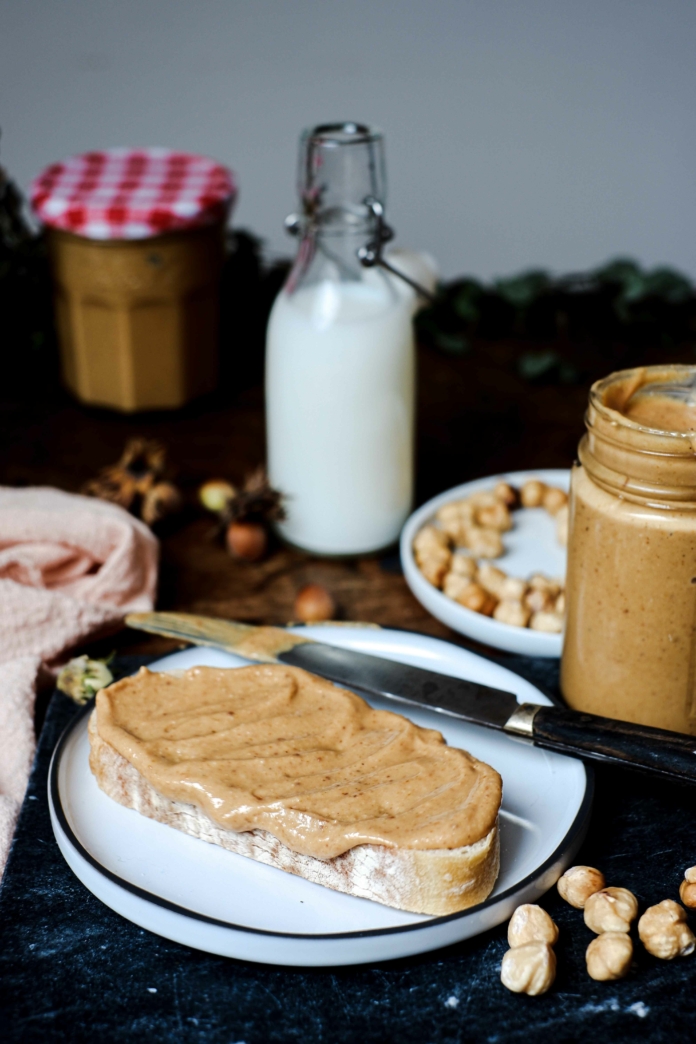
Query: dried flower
57,655,114,705
83,437,182,527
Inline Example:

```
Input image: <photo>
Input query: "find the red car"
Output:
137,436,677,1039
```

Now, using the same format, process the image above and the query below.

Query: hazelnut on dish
529,611,563,633
493,600,531,628
542,487,568,516
476,501,513,532
520,479,546,508
454,582,497,616
460,525,504,559
493,481,520,509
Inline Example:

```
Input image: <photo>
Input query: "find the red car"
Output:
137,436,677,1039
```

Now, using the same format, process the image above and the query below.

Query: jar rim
589,364,696,441
304,123,383,147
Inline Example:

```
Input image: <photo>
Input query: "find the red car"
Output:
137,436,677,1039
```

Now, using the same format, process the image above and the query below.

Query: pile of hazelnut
500,863,696,996
413,479,568,633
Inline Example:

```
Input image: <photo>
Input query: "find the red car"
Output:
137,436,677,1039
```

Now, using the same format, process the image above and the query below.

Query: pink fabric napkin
0,486,158,877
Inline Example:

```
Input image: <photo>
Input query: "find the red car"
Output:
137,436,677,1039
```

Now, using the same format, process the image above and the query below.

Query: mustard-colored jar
31,148,235,412
561,365,696,735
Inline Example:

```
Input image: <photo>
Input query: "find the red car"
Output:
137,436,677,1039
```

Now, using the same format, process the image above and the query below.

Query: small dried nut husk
450,553,477,578
529,610,563,633
507,905,559,948
199,479,236,513
638,899,696,960
500,576,528,601
455,581,497,616
493,600,532,628
500,943,556,996
584,887,638,934
679,866,696,909
493,481,520,508
557,865,606,908
477,501,513,532
555,504,569,547
586,932,633,981
226,520,268,561
460,525,504,559
294,583,336,623
476,563,508,598
520,479,547,508
542,487,568,516
141,481,182,526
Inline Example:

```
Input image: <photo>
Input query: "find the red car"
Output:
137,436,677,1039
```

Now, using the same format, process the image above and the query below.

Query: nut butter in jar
561,365,696,735
31,149,236,412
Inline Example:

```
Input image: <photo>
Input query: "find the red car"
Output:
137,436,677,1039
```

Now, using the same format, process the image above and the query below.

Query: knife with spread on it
125,612,696,786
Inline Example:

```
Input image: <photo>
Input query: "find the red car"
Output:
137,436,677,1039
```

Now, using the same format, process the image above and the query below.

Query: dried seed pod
520,479,546,508
500,943,556,996
557,865,606,909
586,932,633,981
679,867,696,910
226,521,268,561
584,887,638,934
542,487,568,516
199,479,236,513
493,600,531,628
529,610,563,633
507,905,559,948
294,584,336,623
638,900,696,960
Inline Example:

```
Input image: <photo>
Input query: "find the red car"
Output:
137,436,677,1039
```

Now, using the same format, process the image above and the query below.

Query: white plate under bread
401,469,570,658
49,626,590,966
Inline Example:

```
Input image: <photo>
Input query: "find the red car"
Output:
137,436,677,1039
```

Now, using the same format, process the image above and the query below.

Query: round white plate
49,626,590,967
401,469,570,658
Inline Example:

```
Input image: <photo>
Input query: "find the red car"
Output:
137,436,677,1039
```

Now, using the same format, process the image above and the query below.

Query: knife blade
125,612,696,785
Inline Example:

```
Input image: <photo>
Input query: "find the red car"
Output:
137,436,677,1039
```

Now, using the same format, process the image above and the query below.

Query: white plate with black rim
48,625,591,967
401,469,570,658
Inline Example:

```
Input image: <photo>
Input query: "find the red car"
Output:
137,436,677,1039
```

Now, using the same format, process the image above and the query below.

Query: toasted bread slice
88,712,499,916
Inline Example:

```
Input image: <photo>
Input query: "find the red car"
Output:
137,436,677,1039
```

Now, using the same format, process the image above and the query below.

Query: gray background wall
1,0,694,279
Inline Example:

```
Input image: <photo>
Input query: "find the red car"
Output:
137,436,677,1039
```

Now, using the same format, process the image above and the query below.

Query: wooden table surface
0,334,674,663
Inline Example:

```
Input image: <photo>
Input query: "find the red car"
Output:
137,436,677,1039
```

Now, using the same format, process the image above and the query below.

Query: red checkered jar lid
30,148,236,240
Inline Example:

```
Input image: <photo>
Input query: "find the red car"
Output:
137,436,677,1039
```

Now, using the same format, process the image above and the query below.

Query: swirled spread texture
93,664,502,859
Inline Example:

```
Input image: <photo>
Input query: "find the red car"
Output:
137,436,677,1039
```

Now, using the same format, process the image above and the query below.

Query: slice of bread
88,711,499,916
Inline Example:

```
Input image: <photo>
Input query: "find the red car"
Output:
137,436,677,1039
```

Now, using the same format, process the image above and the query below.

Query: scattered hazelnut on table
199,479,236,513
586,932,633,981
679,866,696,909
500,943,556,996
557,865,606,909
638,900,696,960
520,479,547,508
507,905,559,948
226,520,268,561
294,584,336,623
584,887,638,934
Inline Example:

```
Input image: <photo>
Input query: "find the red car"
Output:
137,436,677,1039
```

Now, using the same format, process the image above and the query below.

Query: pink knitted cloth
0,486,158,876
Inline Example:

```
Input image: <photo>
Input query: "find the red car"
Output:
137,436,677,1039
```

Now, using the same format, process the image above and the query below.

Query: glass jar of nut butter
561,364,696,735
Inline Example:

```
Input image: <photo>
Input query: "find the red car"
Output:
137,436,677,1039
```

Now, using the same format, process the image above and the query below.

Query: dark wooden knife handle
531,706,696,784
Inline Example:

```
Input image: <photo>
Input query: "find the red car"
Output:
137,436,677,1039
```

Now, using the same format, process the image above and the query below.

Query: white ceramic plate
401,469,570,658
49,626,590,967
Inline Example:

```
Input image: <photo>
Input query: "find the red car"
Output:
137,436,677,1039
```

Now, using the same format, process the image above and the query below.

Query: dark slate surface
1,652,695,1043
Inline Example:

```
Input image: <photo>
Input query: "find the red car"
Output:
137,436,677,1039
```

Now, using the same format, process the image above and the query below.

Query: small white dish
49,626,590,966
401,469,570,658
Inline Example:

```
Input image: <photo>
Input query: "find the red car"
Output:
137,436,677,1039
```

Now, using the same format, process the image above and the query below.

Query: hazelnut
493,481,520,509
507,905,559,948
529,574,561,597
443,571,474,601
414,526,452,587
584,887,638,934
414,524,450,554
500,943,556,996
542,487,568,516
529,610,563,633
449,553,477,579
525,588,555,614
454,581,497,616
460,525,504,559
199,479,236,514
586,932,633,981
476,563,508,598
555,592,566,615
557,865,606,909
436,500,475,535
520,479,547,508
493,600,532,628
500,576,528,601
555,504,569,547
468,491,499,509
226,520,268,561
477,501,513,532
679,866,696,910
638,899,696,960
294,583,336,623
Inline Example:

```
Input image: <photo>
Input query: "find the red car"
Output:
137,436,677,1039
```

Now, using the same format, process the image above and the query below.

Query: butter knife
125,612,696,785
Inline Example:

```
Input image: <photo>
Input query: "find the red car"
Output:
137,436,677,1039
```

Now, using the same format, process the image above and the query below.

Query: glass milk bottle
266,123,415,555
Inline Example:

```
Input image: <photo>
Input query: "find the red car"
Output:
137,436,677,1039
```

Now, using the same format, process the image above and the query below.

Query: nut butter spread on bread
88,665,502,915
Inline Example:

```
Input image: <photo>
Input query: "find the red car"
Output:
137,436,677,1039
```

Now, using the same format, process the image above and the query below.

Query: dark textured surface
1,652,695,1043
